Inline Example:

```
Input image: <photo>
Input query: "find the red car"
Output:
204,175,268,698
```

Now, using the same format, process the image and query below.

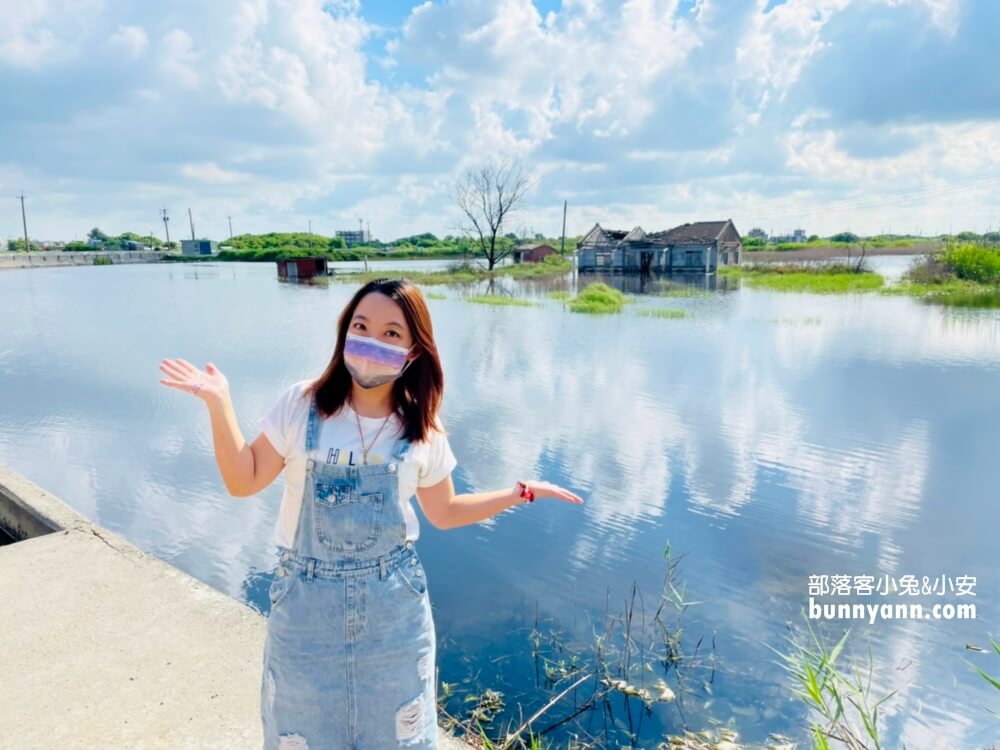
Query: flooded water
1,257,998,748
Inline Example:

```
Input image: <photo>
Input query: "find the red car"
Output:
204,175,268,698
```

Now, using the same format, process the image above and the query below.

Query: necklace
351,400,393,465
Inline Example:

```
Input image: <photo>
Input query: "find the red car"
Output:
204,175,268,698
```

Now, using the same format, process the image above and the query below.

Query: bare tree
455,157,531,271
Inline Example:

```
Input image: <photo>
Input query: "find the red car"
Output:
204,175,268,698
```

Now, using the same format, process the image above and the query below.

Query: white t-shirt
258,378,458,549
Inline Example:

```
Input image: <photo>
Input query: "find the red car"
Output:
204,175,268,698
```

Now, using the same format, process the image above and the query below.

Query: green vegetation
80,228,161,251
767,619,897,750
721,263,885,293
881,243,1000,307
6,238,43,252
747,238,916,253
565,282,626,313
942,241,1000,284
225,231,344,253
636,307,686,319
220,231,581,264
439,540,928,750
336,254,574,286
425,292,447,300
545,290,572,300
463,294,541,307
964,636,1000,718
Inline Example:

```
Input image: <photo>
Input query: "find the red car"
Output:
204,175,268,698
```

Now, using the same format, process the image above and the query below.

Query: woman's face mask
343,332,415,389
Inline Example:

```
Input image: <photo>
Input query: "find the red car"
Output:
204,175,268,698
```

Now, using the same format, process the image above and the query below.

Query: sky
2,0,999,243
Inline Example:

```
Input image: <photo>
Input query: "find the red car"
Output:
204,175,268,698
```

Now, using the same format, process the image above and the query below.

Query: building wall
580,238,735,272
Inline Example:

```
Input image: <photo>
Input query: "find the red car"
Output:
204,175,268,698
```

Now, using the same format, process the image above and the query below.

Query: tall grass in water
464,294,541,307
766,619,897,750
964,636,1000,718
437,541,721,749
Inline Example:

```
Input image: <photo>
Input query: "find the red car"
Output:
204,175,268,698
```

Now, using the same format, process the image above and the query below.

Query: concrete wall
0,465,93,541
0,251,166,270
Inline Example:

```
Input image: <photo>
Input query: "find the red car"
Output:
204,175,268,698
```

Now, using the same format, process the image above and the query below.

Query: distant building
277,256,328,279
512,243,557,263
577,220,742,273
181,239,218,256
747,227,768,241
772,229,807,243
336,229,370,247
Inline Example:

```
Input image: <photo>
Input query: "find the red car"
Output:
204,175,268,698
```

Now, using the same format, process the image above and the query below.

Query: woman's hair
301,278,446,444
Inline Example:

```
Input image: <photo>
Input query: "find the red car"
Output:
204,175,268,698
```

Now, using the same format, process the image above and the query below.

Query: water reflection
0,259,998,747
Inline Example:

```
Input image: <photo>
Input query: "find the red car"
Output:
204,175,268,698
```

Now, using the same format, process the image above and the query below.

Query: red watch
516,480,535,503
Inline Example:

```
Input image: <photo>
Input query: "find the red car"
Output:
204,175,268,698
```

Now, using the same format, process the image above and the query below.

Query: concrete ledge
0,250,166,269
0,464,469,749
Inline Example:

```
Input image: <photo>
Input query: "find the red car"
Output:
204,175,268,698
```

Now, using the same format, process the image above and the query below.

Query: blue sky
2,0,998,242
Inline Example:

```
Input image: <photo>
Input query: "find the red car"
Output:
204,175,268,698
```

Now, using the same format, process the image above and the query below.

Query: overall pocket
312,479,383,552
394,559,428,598
267,568,298,612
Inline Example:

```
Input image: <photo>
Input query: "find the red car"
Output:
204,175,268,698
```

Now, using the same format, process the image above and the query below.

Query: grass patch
636,307,686,319
546,290,572,300
883,280,1000,307
334,256,574,286
880,245,1000,306
942,242,1000,284
724,262,885,293
464,294,541,307
425,292,447,300
566,282,626,313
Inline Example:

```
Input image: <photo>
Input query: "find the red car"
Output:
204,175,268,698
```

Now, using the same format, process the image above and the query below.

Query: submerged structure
577,219,742,273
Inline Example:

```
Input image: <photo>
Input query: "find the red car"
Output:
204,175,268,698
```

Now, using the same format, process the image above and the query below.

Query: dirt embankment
747,242,941,262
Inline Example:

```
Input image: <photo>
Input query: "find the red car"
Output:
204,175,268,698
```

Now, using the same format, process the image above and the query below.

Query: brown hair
301,278,446,444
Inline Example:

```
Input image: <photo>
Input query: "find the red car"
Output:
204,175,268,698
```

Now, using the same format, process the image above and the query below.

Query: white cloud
107,24,148,59
158,29,201,89
1,0,998,243
180,162,252,184
0,0,104,69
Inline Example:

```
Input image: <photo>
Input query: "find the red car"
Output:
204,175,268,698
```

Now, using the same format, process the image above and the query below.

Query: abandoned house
512,243,558,263
577,220,742,273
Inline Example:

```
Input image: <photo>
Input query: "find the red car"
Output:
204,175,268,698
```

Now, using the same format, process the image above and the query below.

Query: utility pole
188,208,195,241
160,207,171,248
560,200,567,255
227,216,233,240
18,192,29,252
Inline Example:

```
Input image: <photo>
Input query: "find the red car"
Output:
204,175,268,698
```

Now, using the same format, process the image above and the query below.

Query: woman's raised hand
524,480,585,505
159,358,229,404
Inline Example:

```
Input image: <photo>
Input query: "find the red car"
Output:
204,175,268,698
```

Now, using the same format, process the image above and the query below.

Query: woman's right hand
159,358,229,404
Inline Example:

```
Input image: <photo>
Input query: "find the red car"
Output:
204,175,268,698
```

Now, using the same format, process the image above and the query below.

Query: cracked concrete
0,464,471,750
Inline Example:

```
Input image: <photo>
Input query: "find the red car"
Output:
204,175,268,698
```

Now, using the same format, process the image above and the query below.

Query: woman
159,277,584,750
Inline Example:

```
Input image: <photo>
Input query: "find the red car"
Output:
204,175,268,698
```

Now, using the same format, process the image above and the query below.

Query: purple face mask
343,332,415,389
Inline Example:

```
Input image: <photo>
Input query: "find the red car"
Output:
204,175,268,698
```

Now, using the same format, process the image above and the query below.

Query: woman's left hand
522,480,585,505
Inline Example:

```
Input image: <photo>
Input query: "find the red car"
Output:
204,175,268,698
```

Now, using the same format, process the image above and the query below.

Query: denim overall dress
261,396,438,750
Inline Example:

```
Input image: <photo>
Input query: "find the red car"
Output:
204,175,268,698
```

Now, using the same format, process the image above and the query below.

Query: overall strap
305,396,321,453
392,431,411,461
